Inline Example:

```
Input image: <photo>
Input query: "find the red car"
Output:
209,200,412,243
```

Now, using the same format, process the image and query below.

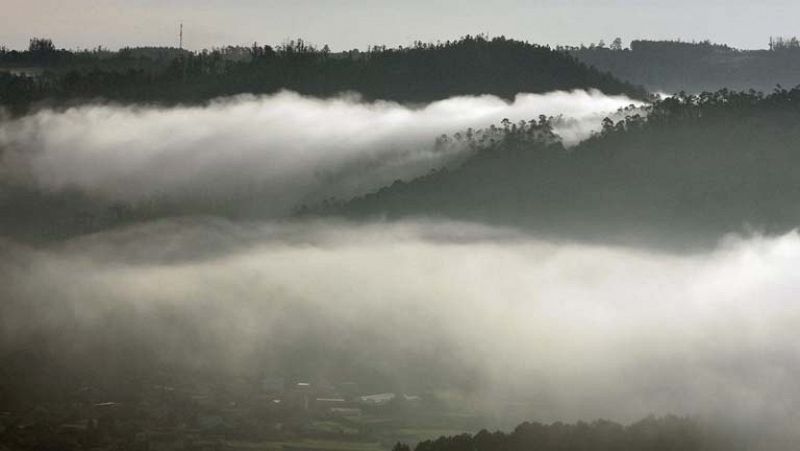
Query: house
358,393,396,406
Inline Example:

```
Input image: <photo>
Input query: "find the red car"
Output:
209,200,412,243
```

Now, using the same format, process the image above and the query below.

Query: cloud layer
0,90,638,215
2,218,799,446
2,88,795,448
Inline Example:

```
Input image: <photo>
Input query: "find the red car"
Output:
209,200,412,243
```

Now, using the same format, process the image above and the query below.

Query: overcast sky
2,0,798,51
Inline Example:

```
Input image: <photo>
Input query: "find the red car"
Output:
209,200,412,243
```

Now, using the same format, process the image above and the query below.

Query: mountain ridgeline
330,88,800,246
570,39,800,94
0,36,646,114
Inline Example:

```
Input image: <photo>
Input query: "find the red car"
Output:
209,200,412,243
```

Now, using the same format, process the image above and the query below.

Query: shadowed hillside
333,88,800,247
570,39,800,93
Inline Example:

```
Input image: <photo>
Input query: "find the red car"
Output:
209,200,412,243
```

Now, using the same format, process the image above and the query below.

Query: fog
0,90,637,214
3,88,797,449
1,217,799,446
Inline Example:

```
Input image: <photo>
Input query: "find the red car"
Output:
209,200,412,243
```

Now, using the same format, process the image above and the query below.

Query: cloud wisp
0,90,638,215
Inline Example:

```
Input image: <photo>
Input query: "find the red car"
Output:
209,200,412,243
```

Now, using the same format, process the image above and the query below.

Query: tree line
0,35,647,114
393,416,735,451
571,39,800,93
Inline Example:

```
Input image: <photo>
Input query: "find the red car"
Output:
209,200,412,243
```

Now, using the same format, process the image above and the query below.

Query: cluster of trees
0,38,187,71
25,37,55,55
571,39,800,93
556,37,626,52
332,88,800,247
394,416,734,451
769,36,800,51
432,115,563,154
0,35,647,114
558,38,732,54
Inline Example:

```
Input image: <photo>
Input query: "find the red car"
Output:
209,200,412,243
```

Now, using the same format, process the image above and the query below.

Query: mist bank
0,89,638,239
2,217,800,447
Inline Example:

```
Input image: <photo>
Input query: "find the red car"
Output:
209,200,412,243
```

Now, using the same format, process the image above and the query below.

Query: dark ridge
569,38,800,94
0,35,647,115
328,88,800,249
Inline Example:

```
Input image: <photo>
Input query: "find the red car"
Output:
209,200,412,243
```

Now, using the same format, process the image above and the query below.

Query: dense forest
0,36,646,114
570,38,800,93
395,416,735,451
330,88,800,247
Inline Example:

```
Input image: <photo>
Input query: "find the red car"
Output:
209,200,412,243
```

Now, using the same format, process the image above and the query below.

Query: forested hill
570,39,800,93
394,416,734,451
330,89,800,247
0,36,647,113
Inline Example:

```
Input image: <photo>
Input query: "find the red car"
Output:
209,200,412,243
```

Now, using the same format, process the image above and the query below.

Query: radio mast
179,23,183,50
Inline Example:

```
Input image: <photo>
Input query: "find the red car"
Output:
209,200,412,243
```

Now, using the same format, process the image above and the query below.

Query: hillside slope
333,89,800,246
571,40,800,93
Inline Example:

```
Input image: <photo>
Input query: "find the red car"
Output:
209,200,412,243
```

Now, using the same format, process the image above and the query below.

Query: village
0,376,485,451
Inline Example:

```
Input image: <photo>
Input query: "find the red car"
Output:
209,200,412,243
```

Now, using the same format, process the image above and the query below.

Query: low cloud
0,90,638,215
1,218,799,446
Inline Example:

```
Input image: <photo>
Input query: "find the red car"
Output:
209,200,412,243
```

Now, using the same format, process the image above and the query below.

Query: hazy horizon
3,0,800,52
